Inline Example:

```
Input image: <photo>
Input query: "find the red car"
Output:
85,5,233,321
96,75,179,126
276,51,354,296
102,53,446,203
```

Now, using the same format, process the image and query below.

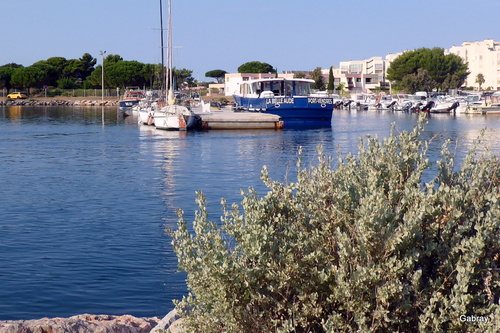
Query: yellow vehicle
7,92,28,99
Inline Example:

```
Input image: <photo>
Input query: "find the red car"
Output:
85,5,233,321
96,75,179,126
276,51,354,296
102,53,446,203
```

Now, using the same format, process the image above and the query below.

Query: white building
447,39,500,90
327,56,399,93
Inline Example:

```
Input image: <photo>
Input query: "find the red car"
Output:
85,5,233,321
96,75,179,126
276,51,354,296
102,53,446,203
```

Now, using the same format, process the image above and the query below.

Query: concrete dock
195,107,283,130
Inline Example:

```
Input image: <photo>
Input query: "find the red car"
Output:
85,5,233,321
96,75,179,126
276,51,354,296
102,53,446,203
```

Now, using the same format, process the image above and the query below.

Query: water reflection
0,105,124,125
1,105,499,320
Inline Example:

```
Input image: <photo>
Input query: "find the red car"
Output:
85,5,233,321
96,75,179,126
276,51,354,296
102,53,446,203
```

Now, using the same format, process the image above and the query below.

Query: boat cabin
238,78,314,98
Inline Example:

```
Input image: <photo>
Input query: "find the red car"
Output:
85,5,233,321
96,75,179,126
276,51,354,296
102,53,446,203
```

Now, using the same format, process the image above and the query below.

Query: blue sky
1,0,499,81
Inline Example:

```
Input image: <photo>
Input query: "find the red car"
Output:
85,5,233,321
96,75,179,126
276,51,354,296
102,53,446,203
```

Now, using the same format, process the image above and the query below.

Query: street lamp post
99,50,106,125
99,50,106,102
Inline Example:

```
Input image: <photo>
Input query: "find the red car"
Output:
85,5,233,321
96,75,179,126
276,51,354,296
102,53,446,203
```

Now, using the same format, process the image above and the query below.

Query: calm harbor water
0,105,499,320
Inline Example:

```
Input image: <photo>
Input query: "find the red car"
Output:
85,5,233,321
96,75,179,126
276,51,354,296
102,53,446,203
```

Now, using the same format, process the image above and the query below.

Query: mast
159,0,165,94
167,0,175,105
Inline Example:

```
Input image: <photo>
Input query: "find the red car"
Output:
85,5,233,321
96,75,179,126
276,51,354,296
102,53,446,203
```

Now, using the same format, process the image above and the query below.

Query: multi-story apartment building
330,56,396,93
447,39,500,90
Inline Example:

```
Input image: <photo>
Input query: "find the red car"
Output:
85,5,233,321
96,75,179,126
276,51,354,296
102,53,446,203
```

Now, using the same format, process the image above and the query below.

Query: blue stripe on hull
234,96,333,125
119,100,140,108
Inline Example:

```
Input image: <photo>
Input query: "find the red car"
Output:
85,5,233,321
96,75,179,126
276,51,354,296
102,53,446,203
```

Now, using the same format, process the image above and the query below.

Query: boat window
285,82,293,96
271,81,283,96
246,84,253,95
294,81,311,96
251,82,262,95
262,81,272,93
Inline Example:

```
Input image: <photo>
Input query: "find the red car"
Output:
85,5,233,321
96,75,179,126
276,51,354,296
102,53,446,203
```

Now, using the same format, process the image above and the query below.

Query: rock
0,99,119,107
0,314,160,333
150,309,181,333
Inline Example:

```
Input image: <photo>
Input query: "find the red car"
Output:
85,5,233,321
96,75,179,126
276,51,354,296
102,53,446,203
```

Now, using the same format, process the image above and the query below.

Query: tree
104,54,124,64
205,69,227,83
78,53,97,79
387,48,468,92
64,53,96,81
105,60,146,88
0,52,195,92
336,82,346,96
30,62,59,87
294,71,307,79
10,66,46,92
174,68,195,90
238,61,276,74
33,57,68,84
310,67,325,90
0,63,23,93
141,63,161,90
327,66,334,93
170,117,500,332
400,68,436,94
86,66,103,88
476,73,485,91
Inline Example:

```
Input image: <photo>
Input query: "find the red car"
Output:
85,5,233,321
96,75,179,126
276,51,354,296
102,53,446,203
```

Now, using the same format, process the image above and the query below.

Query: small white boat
465,93,500,114
428,96,460,113
138,101,156,125
153,103,196,131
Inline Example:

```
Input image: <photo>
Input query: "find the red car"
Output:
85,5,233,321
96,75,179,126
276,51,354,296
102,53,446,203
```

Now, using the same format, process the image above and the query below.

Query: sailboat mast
159,0,165,94
167,0,173,93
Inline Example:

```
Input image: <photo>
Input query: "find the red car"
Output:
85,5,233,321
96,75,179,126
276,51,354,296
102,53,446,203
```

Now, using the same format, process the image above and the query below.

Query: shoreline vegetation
169,116,499,332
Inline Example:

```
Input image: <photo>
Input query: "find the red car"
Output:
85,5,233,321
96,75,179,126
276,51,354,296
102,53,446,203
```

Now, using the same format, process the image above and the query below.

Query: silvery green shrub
170,118,499,333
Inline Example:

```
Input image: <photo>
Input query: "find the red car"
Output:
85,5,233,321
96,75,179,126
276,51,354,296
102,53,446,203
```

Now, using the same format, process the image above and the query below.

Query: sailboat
153,0,196,131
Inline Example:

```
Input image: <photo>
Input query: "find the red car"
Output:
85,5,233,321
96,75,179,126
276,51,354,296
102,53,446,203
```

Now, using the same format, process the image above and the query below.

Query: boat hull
153,105,196,130
119,100,140,108
233,96,333,126
138,108,155,125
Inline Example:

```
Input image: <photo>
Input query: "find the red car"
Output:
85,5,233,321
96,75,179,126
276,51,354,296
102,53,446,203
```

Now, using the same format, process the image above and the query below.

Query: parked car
6,92,28,99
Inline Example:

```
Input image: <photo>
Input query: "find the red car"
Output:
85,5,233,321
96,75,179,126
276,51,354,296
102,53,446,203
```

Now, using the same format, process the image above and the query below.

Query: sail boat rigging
159,0,165,95
139,0,196,130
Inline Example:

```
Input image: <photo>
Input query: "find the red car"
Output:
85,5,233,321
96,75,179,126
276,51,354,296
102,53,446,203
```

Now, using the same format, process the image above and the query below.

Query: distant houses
210,39,500,97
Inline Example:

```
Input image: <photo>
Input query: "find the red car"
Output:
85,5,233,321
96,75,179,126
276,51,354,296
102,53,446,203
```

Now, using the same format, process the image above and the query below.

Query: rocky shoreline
0,309,183,333
0,99,119,107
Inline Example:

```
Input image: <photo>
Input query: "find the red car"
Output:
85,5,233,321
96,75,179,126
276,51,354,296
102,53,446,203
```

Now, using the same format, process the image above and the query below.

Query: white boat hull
138,108,155,125
153,105,196,130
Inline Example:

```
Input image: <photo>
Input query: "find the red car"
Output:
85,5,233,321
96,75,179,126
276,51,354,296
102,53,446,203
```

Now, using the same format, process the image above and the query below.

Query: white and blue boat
233,78,334,125
119,87,145,109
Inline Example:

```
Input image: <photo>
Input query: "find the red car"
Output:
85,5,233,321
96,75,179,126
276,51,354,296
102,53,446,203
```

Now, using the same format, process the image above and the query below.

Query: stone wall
0,100,119,106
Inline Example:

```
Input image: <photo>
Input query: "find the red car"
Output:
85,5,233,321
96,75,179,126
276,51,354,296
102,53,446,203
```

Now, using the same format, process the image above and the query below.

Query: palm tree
475,73,485,91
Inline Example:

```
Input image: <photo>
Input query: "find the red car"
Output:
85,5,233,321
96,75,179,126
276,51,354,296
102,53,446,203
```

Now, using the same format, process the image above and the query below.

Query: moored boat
232,78,334,126
465,93,500,114
153,104,196,130
119,87,145,108
151,0,196,131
